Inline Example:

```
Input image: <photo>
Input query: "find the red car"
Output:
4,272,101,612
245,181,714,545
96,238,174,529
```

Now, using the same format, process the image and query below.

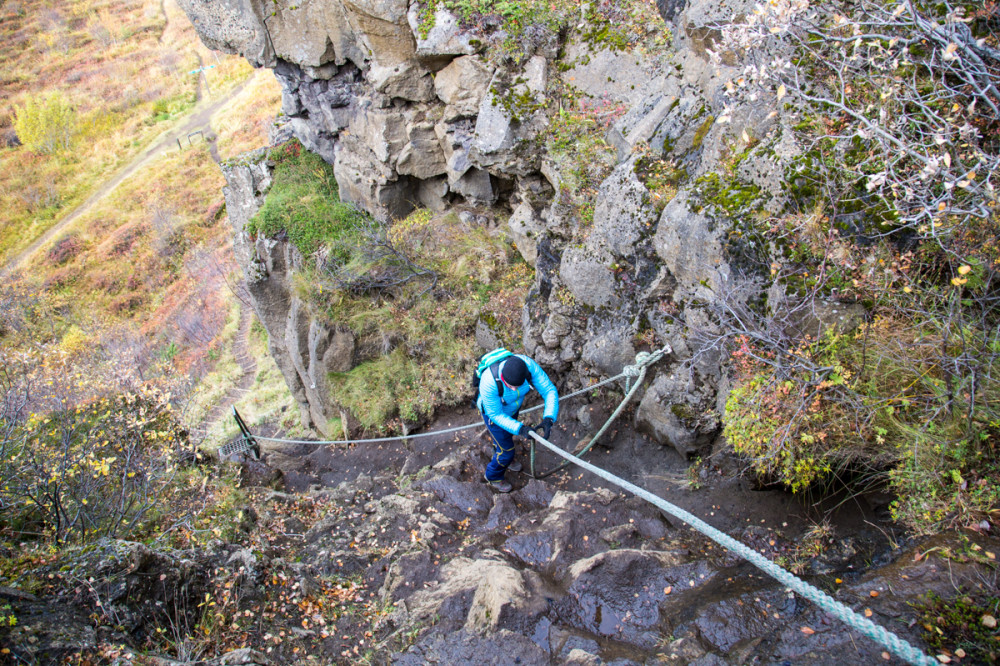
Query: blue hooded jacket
477,354,559,435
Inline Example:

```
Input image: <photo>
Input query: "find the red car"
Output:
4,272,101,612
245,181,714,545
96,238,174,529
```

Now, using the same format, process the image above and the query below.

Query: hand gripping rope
527,346,670,479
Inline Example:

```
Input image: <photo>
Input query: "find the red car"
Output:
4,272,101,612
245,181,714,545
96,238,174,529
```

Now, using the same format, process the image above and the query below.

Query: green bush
247,141,364,257
13,92,77,154
0,390,188,545
724,321,1000,533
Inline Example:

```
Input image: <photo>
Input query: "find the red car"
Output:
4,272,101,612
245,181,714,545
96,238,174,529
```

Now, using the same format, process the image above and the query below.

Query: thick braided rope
530,346,670,477
528,430,939,666
251,365,638,446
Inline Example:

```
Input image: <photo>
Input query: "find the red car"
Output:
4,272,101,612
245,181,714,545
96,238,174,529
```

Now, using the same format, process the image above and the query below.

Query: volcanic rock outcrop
188,0,789,450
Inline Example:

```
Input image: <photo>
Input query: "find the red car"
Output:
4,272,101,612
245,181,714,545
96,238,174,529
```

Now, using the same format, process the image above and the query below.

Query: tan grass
211,69,283,160
0,0,249,263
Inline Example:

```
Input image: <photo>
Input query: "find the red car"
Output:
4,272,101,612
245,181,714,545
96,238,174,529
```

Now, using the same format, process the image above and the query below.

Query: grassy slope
0,0,252,263
1,0,283,431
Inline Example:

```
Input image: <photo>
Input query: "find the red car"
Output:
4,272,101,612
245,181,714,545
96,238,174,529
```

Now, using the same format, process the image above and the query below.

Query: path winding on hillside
0,79,248,280
188,301,258,443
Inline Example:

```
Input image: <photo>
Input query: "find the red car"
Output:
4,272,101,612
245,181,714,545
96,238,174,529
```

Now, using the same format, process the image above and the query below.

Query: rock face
223,155,353,436
198,0,805,448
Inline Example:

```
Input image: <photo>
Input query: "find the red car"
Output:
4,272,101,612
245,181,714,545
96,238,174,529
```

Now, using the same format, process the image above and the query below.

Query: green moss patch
246,141,364,257
317,210,533,433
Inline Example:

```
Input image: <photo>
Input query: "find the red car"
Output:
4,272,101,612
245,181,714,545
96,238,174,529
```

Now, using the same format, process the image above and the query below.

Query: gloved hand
541,417,554,440
518,422,537,438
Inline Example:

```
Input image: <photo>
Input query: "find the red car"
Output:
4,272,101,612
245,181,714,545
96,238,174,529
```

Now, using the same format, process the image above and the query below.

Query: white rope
250,348,670,446
527,431,939,666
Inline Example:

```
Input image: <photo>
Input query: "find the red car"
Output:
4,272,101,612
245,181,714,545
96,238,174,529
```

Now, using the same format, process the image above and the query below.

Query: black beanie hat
500,357,528,386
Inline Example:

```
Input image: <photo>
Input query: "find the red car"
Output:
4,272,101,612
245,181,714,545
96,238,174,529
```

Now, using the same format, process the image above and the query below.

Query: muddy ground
5,390,996,665
246,389,998,665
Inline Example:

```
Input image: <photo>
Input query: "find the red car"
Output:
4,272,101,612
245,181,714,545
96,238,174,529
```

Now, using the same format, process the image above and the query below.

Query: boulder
266,1,356,68
176,0,273,67
436,119,475,182
561,38,657,106
507,202,545,267
434,56,493,119
653,189,729,300
406,5,478,65
402,555,547,633
369,60,435,101
605,87,707,164
635,373,718,457
465,565,550,632
396,122,448,178
345,103,409,165
470,56,548,177
450,168,495,205
565,549,716,649
540,312,572,350
417,176,450,212
334,137,416,220
580,327,636,377
559,247,616,309
342,0,416,66
591,157,658,256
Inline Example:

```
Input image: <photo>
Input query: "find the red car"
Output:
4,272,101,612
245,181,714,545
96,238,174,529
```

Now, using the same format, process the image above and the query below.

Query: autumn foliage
711,0,1000,532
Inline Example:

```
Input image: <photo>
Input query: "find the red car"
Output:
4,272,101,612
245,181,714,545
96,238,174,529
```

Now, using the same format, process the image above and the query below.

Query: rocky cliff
184,0,787,447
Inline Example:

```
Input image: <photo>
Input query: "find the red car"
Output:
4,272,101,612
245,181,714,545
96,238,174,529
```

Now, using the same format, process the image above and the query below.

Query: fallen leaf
882,652,891,660
982,614,997,628
986,551,995,560
801,626,815,635
937,655,952,664
664,586,672,595
958,265,972,275
870,590,879,598
777,84,786,100
955,649,966,658
865,608,873,617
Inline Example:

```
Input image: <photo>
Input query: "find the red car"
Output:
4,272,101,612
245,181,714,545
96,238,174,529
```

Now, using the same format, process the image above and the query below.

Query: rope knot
622,362,644,378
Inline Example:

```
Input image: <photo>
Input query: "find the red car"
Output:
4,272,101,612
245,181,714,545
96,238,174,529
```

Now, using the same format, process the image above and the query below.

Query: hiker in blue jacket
477,353,559,493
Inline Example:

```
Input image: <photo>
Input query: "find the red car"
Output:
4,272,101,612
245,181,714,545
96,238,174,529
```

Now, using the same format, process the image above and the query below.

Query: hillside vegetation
1,0,284,588
246,141,533,432
0,0,252,263
703,0,1000,533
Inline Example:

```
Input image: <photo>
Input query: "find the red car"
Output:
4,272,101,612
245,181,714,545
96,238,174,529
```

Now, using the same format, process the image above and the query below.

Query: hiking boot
507,460,523,473
485,476,512,493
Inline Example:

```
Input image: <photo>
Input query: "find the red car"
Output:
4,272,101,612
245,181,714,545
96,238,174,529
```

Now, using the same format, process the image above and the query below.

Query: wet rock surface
5,401,998,664
246,406,999,663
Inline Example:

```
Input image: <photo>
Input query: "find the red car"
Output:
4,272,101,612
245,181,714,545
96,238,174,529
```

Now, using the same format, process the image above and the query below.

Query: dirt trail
189,301,258,442
1,79,248,280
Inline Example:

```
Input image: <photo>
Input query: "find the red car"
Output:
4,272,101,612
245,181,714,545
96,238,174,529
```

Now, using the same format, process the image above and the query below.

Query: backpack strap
490,361,505,402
